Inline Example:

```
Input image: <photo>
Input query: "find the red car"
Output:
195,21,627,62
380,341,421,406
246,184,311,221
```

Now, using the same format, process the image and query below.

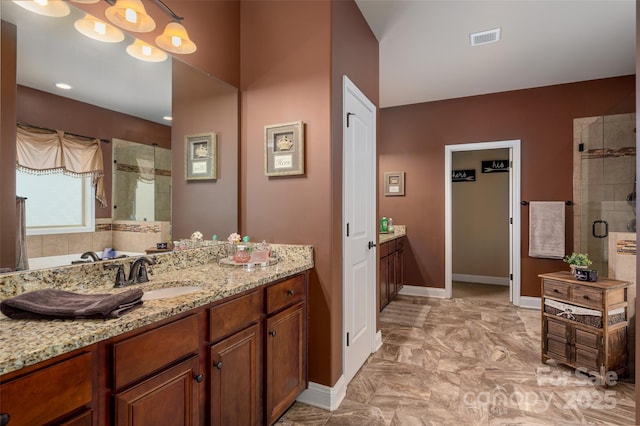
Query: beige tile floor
278,285,636,425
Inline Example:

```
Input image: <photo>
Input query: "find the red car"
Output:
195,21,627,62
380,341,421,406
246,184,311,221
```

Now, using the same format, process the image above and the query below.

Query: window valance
15,124,107,207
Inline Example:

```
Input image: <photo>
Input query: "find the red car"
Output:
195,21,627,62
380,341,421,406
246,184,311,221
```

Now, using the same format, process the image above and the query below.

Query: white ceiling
355,0,636,108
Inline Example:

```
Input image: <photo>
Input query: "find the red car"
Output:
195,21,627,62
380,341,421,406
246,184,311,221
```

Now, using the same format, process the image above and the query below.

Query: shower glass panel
578,113,636,277
112,139,172,221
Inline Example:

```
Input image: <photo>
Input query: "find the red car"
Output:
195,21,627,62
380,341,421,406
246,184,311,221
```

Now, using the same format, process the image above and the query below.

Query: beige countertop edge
379,228,407,244
0,258,313,376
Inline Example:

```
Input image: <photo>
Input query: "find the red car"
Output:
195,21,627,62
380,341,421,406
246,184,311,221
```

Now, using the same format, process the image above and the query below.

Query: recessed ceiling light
470,28,501,46
163,116,172,122
55,82,72,90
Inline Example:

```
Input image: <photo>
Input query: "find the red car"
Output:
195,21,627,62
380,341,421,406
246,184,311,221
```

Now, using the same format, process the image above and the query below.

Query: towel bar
521,200,573,206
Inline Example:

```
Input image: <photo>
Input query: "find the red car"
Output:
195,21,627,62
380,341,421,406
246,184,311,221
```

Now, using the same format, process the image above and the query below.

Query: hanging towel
0,288,143,320
528,201,565,259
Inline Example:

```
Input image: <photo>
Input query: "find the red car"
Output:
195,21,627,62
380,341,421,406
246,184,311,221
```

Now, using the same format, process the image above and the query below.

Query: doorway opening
445,140,521,305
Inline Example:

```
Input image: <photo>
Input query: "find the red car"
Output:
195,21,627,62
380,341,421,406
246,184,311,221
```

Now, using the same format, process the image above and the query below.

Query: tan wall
452,149,509,278
380,76,635,297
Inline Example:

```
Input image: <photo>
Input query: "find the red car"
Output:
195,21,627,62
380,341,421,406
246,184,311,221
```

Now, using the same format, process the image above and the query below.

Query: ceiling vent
470,28,501,46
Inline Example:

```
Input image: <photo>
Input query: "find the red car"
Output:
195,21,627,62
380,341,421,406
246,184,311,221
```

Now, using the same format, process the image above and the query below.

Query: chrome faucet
81,251,101,262
128,256,154,285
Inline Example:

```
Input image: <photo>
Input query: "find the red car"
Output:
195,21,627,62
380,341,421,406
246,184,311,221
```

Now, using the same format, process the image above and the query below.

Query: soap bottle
388,217,394,233
380,217,388,233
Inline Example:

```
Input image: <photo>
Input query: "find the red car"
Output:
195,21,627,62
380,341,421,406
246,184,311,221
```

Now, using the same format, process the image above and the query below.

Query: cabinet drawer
0,352,92,426
379,241,389,258
572,285,603,308
266,274,305,314
113,314,199,389
210,290,262,342
575,328,600,350
543,280,569,300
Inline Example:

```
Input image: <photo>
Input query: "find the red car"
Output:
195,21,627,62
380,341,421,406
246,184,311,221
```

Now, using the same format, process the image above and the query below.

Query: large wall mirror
2,1,238,270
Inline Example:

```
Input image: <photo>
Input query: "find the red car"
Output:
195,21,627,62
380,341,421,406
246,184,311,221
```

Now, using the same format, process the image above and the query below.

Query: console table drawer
543,280,570,300
572,285,603,308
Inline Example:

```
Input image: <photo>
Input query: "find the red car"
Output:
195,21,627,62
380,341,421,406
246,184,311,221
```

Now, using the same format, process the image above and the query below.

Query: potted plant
563,252,592,273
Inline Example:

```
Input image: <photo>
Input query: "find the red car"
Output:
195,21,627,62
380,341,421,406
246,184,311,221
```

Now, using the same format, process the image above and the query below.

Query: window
17,170,95,235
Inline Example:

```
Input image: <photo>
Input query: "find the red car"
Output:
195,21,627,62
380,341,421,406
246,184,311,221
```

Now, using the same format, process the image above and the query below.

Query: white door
343,76,376,384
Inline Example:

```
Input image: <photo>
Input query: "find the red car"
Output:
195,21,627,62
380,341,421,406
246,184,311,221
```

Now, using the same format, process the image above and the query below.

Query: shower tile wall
573,113,636,270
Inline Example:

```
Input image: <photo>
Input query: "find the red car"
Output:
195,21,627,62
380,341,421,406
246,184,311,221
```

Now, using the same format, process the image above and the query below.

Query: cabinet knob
269,330,277,337
553,289,560,293
194,373,204,383
214,361,223,370
583,295,590,300
0,413,9,426
287,289,295,296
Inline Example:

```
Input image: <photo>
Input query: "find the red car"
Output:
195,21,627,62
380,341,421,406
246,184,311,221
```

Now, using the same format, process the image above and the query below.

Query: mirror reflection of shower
573,113,636,277
112,139,171,222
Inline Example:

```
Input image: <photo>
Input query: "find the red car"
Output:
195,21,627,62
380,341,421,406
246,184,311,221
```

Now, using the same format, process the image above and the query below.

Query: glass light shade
70,0,100,3
126,39,167,62
155,21,197,54
12,0,70,17
105,0,155,33
75,14,125,43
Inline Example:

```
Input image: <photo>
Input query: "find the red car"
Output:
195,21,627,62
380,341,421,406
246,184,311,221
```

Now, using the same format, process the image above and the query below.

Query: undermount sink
141,286,201,301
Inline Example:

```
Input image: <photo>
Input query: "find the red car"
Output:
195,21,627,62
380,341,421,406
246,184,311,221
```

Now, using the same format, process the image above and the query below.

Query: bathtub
28,251,145,270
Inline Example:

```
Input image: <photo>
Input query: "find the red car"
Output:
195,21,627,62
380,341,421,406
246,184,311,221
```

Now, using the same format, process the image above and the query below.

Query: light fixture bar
152,0,183,21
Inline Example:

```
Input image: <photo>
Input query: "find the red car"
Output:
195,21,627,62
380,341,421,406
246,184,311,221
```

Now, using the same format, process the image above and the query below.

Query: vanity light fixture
126,39,167,62
155,21,197,54
70,0,100,3
163,116,172,122
12,0,70,17
105,0,156,33
75,14,125,43
55,82,72,90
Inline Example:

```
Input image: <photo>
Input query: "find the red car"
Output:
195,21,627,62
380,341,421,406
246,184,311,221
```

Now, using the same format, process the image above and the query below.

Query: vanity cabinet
0,350,94,426
540,272,630,381
0,271,309,426
209,290,263,426
379,237,405,311
111,313,203,426
265,275,307,425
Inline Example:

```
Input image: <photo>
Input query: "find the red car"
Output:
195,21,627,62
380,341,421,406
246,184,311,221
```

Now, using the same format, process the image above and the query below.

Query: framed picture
264,121,304,176
185,132,217,180
384,171,405,196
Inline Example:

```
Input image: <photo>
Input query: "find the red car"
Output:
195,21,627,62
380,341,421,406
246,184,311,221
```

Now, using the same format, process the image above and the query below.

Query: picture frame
384,171,405,196
185,132,217,180
264,121,304,176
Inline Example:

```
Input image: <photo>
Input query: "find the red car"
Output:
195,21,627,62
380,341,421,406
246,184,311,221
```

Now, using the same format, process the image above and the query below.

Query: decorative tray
219,257,279,268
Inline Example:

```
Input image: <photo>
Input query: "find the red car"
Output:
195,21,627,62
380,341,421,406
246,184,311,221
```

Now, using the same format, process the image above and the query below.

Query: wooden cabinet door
388,252,397,300
114,356,201,426
379,254,389,311
396,240,404,293
210,323,261,426
265,302,306,425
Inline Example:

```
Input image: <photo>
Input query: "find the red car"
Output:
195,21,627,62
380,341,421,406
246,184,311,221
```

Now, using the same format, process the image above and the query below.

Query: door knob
368,241,376,249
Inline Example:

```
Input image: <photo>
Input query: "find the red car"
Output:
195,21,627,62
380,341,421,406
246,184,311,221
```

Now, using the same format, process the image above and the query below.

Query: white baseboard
374,330,383,352
453,273,509,286
518,296,541,309
296,375,346,412
399,285,446,298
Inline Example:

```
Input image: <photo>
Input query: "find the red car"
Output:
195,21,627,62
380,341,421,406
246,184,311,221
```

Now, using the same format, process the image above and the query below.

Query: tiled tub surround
26,218,171,268
379,225,406,244
0,243,313,375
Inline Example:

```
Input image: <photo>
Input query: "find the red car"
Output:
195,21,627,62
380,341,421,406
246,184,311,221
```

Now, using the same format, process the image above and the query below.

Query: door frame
342,75,379,384
444,140,521,305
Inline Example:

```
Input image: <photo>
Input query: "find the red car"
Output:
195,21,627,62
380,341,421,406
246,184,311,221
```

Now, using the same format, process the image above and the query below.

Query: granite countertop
0,245,313,376
379,225,406,244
